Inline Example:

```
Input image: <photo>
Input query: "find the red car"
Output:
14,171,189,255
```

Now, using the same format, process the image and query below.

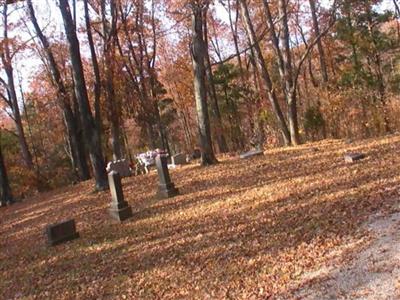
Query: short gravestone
156,154,179,199
172,153,187,165
344,152,366,163
239,149,264,159
191,149,201,159
46,219,79,246
345,138,353,145
108,171,133,222
106,159,132,177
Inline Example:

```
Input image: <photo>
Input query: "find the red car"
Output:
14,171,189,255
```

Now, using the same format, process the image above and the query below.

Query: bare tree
0,132,13,207
238,0,291,145
83,0,103,139
262,0,336,145
190,1,218,165
117,1,167,151
203,7,229,153
0,3,34,168
26,0,90,181
100,0,124,160
309,0,329,83
58,0,108,190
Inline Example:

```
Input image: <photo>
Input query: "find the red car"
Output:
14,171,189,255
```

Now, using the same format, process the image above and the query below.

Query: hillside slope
1,135,400,299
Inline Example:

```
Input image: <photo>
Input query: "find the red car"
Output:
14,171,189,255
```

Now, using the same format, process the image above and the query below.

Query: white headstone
344,153,366,163
239,149,264,159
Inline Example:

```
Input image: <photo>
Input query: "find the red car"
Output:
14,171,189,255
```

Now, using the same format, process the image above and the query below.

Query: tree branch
292,4,337,92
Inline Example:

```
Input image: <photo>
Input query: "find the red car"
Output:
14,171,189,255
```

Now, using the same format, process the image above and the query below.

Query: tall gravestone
108,171,133,222
156,154,179,199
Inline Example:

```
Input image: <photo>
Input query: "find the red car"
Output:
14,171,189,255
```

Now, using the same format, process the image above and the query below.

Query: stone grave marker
239,149,264,159
108,171,133,222
191,149,201,159
344,152,366,163
156,154,179,199
46,219,79,246
172,153,187,165
106,159,132,177
345,138,353,145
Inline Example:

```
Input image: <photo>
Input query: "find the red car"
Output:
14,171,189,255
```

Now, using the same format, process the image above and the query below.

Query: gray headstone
344,153,366,163
156,154,179,199
171,153,187,165
106,159,132,177
191,149,201,159
108,171,133,222
345,139,353,145
239,149,264,159
46,219,79,246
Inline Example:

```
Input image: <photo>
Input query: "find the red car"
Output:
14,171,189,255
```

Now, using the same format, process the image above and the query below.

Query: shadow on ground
1,135,400,299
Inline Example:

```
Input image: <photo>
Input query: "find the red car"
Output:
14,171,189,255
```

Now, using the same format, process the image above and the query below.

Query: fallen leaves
1,135,400,299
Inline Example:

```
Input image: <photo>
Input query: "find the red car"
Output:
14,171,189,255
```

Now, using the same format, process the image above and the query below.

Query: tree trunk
238,0,291,145
309,0,329,83
71,88,91,180
27,0,90,181
101,0,123,160
59,0,108,190
1,3,34,169
105,63,123,160
365,7,391,133
154,103,169,152
190,3,218,165
228,0,244,76
146,124,158,149
203,8,229,153
278,0,300,145
0,138,13,206
83,0,103,139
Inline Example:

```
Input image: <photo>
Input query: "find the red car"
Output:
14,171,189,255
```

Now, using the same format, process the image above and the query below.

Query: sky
0,0,397,106
0,0,233,94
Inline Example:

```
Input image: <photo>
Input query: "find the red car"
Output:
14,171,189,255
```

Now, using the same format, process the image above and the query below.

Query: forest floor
1,134,400,299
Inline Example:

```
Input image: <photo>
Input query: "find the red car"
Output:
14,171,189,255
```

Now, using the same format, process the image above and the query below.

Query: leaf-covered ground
1,135,400,299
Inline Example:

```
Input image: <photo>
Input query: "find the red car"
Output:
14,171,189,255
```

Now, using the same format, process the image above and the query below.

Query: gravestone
191,149,201,159
345,138,353,145
106,159,132,177
108,171,133,222
172,153,187,165
156,154,179,199
239,149,264,159
344,152,366,163
46,219,79,246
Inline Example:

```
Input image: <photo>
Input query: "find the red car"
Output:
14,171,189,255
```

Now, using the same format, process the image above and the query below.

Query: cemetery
1,0,400,298
1,135,400,299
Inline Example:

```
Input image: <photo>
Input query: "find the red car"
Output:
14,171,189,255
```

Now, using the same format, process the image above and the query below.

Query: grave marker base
157,184,179,199
108,205,133,222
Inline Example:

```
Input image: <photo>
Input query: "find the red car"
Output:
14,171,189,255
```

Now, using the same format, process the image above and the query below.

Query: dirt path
295,209,400,299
